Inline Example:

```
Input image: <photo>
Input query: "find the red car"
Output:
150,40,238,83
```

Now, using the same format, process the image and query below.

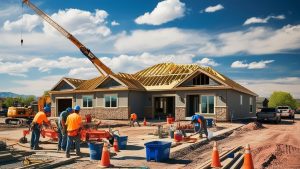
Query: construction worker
30,106,51,150
65,105,82,158
130,113,140,127
191,114,208,139
57,107,72,151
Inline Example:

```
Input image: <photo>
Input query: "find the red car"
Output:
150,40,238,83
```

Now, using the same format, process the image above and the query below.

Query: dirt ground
174,116,300,169
1,116,300,169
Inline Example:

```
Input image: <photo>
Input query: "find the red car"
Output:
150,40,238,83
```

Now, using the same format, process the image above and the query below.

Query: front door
56,99,72,116
154,97,175,119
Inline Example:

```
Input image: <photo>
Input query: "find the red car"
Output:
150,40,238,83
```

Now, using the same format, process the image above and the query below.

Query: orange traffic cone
100,143,111,168
113,138,119,152
243,144,254,169
143,117,147,126
211,141,222,168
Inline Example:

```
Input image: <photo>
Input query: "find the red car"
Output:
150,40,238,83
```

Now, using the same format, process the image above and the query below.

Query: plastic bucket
85,114,92,123
88,142,103,160
144,141,172,162
207,130,213,140
206,119,213,127
115,135,128,150
167,118,173,124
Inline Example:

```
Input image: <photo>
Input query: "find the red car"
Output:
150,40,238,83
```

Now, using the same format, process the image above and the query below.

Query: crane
22,0,113,76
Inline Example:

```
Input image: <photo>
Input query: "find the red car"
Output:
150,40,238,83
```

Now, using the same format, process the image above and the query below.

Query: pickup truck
277,106,295,119
256,108,281,123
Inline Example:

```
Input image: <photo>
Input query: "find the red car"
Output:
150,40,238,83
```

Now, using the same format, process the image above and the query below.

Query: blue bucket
206,119,214,127
114,135,128,150
88,142,103,160
144,141,172,162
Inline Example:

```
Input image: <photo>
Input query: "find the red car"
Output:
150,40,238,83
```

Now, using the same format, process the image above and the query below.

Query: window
249,97,253,113
193,74,209,85
240,95,243,105
104,94,118,108
83,95,93,108
201,96,214,114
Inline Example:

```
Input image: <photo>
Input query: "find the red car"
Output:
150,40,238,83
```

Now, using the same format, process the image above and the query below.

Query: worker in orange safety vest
30,106,51,150
65,105,82,158
130,113,140,127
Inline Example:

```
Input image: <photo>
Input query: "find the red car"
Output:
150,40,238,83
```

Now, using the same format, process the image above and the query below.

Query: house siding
226,90,256,120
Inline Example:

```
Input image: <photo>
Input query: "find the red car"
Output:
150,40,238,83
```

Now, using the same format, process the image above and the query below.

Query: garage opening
154,97,175,119
56,99,72,116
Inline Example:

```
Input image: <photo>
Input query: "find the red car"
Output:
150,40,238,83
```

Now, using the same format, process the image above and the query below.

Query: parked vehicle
277,106,295,119
256,108,281,123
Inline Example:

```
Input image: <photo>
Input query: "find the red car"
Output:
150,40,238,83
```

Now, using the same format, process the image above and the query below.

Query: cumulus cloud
135,0,185,25
43,8,111,37
115,28,204,53
243,15,285,25
196,58,219,67
3,14,42,32
237,77,300,98
231,60,274,69
115,25,300,56
7,75,63,96
204,4,224,13
111,21,120,26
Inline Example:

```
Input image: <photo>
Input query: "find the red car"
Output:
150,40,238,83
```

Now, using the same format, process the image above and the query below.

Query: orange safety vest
65,113,82,136
32,111,49,125
130,113,137,120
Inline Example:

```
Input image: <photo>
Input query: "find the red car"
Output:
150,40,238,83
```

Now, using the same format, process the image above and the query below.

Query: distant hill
0,92,34,98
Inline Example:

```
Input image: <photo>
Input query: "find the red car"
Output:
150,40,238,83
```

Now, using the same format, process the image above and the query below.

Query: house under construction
49,63,257,121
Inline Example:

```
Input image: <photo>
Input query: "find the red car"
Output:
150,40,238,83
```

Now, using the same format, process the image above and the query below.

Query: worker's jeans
130,119,140,127
58,128,67,150
195,122,208,138
66,135,80,155
30,124,40,149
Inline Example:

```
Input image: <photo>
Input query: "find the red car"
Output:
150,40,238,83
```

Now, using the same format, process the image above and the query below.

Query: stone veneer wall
79,107,129,120
175,107,186,120
215,107,228,121
51,107,56,117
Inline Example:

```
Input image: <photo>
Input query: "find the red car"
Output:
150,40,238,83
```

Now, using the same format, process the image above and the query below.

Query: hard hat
66,107,73,113
74,105,80,111
44,106,51,113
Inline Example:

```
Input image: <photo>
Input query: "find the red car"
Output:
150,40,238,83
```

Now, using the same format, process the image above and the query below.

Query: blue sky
0,0,299,98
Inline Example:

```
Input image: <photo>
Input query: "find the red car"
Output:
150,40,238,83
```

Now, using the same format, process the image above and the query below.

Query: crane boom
22,0,113,76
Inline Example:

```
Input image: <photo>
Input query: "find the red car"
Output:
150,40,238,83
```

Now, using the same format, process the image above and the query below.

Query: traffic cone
211,141,222,168
242,144,254,169
143,117,147,126
113,138,119,152
100,143,111,168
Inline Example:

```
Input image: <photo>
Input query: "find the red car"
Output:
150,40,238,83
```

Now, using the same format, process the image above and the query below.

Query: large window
201,96,214,114
83,95,93,108
104,94,118,108
193,74,209,85
249,97,253,113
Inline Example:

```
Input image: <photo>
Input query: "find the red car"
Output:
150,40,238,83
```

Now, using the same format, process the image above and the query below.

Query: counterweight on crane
22,0,113,76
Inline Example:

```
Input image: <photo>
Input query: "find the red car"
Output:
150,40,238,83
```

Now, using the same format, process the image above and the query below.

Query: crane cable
20,1,24,46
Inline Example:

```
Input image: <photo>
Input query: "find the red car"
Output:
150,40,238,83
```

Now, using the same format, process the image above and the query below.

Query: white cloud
115,28,204,53
135,0,185,25
111,21,120,26
237,77,300,98
196,58,219,67
204,4,224,13
43,8,111,37
243,15,285,25
231,60,274,69
3,14,42,32
7,75,63,96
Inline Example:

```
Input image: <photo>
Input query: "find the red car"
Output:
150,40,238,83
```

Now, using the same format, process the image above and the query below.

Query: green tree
22,95,36,106
268,91,297,109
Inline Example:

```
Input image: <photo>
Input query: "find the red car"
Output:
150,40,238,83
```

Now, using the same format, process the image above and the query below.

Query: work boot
57,147,61,152
66,153,70,158
33,146,43,150
76,152,82,157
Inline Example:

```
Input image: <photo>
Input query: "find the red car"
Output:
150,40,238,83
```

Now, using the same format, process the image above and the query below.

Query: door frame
152,94,176,118
55,97,73,117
